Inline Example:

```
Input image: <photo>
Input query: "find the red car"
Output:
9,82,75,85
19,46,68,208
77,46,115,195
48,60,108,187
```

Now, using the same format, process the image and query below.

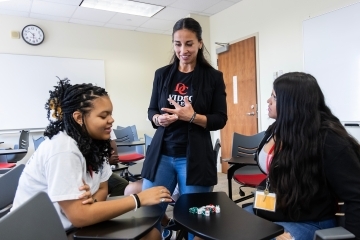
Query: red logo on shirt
174,83,188,95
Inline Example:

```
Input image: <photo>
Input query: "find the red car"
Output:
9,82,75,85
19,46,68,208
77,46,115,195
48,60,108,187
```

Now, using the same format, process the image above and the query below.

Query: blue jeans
243,204,337,240
142,155,212,240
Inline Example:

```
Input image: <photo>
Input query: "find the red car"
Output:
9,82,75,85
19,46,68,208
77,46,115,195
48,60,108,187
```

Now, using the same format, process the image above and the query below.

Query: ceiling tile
31,0,77,17
40,0,82,6
0,0,31,12
72,6,116,23
69,18,105,27
104,23,136,31
170,0,221,12
29,12,69,22
192,12,212,16
203,1,235,15
140,18,174,31
0,9,28,17
0,0,240,35
108,13,150,27
152,7,188,21
137,0,177,7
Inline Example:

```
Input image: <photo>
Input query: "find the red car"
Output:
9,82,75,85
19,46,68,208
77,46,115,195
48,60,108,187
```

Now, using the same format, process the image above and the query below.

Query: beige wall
0,14,172,160
209,0,360,131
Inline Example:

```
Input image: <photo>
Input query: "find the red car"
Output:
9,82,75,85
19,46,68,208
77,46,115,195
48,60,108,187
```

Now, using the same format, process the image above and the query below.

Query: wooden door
218,37,258,173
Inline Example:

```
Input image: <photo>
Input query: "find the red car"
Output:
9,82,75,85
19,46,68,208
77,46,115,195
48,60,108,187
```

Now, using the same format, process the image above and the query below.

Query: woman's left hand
162,97,194,122
78,181,94,204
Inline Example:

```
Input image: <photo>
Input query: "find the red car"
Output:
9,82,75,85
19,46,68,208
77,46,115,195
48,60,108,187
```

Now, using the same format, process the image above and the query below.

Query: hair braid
44,79,111,173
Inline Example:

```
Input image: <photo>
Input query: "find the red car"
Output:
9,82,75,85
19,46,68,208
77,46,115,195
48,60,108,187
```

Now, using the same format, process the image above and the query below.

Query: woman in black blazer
141,17,227,240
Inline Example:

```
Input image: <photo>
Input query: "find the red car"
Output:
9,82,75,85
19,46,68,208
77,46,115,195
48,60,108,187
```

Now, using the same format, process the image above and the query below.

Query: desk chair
33,136,45,150
144,133,152,154
0,191,68,240
228,131,266,203
0,164,25,218
113,126,144,181
313,202,355,239
119,125,144,155
5,130,29,163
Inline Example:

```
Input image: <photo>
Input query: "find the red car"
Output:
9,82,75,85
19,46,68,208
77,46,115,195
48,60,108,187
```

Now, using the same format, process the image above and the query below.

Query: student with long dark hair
142,17,227,239
245,72,360,240
12,79,172,240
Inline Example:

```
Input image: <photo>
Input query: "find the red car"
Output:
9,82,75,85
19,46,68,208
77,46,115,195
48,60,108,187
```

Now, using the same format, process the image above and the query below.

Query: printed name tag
253,190,277,212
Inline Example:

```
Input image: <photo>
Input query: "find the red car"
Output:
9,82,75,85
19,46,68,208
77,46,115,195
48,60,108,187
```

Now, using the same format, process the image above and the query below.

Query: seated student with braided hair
11,79,172,240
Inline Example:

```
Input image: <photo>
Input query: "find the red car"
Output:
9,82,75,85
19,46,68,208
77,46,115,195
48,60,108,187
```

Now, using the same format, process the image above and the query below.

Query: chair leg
239,186,245,196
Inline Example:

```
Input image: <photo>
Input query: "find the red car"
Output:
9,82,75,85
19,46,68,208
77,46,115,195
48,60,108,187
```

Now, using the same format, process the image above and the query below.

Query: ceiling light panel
80,0,165,17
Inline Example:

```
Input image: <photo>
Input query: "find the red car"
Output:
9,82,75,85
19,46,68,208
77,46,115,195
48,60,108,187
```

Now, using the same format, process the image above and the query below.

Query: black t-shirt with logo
161,70,193,157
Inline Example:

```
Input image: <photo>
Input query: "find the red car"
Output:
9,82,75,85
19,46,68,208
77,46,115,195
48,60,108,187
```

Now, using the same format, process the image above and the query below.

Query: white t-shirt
11,131,112,230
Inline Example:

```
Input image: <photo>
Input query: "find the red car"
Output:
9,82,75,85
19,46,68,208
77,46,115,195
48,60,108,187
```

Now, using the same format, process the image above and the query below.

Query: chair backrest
113,126,134,142
33,136,45,150
18,130,29,150
213,138,221,164
117,125,139,140
0,164,25,218
113,126,138,155
0,191,68,240
144,134,153,153
231,131,265,157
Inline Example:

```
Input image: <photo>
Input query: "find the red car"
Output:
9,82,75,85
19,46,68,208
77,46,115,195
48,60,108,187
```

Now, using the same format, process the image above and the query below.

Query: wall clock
21,25,45,46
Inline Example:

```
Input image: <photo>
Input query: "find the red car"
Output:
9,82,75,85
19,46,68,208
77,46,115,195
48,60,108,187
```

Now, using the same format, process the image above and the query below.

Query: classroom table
115,140,145,147
173,192,284,240
0,149,27,155
71,197,162,240
223,156,259,201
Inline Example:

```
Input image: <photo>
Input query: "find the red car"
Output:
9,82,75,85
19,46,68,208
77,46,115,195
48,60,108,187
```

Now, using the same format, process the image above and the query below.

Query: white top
258,147,272,174
11,131,112,230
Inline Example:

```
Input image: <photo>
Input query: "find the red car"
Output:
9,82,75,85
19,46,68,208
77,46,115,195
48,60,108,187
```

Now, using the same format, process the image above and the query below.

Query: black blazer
142,62,227,186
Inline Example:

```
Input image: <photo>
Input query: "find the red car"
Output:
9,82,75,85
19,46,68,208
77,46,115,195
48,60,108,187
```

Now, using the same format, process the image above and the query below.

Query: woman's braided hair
44,78,111,173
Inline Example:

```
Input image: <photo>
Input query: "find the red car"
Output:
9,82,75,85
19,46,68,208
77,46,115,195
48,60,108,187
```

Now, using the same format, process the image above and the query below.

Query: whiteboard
303,2,360,122
0,54,105,131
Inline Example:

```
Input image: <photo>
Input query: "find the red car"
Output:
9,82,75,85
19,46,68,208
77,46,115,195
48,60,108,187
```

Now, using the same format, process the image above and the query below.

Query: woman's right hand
137,186,172,206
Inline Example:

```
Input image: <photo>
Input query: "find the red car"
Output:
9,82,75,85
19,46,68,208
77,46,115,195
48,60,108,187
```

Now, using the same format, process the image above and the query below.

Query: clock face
22,25,45,46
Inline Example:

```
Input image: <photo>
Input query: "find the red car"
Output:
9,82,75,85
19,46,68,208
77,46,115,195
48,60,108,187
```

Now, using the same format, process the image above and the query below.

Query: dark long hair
268,72,360,219
170,17,213,69
44,79,111,173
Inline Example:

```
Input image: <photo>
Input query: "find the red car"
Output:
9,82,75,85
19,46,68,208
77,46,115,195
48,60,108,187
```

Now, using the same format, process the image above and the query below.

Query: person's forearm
191,113,207,128
60,196,137,227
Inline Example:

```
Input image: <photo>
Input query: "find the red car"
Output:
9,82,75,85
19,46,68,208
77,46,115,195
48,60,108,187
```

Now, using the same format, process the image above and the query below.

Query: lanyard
266,144,275,173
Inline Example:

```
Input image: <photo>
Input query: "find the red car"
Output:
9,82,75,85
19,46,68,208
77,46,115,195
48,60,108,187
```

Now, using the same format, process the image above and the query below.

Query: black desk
73,201,162,240
0,149,27,155
174,192,283,240
224,156,258,201
0,142,4,144
115,141,145,147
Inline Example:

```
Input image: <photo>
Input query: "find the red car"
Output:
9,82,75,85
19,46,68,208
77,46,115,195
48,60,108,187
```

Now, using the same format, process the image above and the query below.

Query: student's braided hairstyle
44,78,111,173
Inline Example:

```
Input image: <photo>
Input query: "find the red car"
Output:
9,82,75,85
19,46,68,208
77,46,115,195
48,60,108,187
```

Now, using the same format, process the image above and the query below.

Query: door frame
213,32,262,172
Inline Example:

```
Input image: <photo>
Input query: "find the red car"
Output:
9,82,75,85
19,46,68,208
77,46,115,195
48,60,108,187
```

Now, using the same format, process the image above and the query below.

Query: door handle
246,112,255,116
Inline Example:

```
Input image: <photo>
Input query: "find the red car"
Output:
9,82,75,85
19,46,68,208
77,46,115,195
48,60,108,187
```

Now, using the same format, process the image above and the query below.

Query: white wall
0,14,172,161
209,0,360,131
